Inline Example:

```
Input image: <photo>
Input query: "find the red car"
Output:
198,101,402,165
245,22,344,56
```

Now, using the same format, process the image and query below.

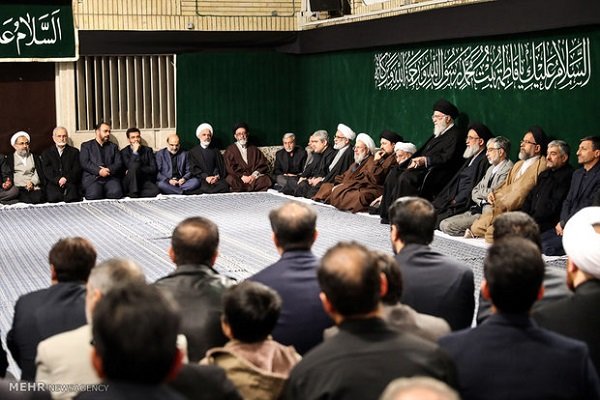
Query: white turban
563,207,600,279
337,123,356,141
11,131,30,147
356,133,376,154
394,141,417,154
195,123,213,138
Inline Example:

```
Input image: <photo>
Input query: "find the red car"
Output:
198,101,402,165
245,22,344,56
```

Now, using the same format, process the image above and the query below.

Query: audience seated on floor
8,237,96,381
373,140,415,216
283,241,457,400
120,127,160,198
389,197,475,330
41,127,82,203
203,281,301,400
249,201,333,354
439,237,600,400
379,377,460,400
187,123,230,195
272,133,307,192
36,258,145,400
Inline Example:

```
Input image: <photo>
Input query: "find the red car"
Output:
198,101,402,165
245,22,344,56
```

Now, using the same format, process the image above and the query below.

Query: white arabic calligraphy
374,37,591,91
0,9,63,55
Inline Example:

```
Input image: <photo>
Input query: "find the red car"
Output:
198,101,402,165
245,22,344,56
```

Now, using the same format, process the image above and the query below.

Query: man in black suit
533,206,600,373
79,121,123,200
187,123,229,194
41,127,82,203
390,197,474,330
7,237,96,381
381,99,465,223
283,242,457,400
249,201,332,355
120,127,159,198
272,133,307,191
440,237,600,400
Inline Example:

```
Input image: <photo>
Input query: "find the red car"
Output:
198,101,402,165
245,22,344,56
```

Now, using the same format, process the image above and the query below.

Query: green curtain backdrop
177,26,599,162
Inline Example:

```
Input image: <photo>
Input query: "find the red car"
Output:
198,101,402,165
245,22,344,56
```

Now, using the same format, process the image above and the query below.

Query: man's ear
50,265,58,283
481,280,491,301
536,285,545,301
272,232,280,248
91,346,105,379
312,229,319,244
168,246,176,264
165,349,184,383
390,224,399,242
320,292,334,315
210,250,219,266
379,272,388,298
567,258,579,274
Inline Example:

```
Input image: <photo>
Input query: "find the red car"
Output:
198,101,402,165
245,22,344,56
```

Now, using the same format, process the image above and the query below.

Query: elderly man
373,140,416,215
469,126,548,241
533,207,600,373
224,122,271,192
7,131,45,204
41,127,82,203
433,123,494,227
289,130,336,197
188,123,229,194
80,121,123,200
155,134,201,195
439,136,513,236
541,136,600,255
120,127,160,198
272,132,307,191
294,124,355,199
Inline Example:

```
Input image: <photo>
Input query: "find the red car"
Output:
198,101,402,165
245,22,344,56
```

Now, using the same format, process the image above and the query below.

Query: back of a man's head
92,283,180,384
484,237,545,314
269,201,317,252
222,281,281,343
374,251,403,306
49,237,97,282
380,376,460,400
87,258,146,295
493,211,542,251
171,217,219,266
318,242,381,318
389,197,436,245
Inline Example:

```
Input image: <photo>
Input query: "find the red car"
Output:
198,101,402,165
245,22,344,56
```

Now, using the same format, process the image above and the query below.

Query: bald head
171,217,219,266
380,377,459,400
269,202,317,251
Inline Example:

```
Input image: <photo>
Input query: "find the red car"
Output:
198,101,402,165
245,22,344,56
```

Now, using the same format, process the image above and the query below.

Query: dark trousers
46,183,82,203
84,177,123,200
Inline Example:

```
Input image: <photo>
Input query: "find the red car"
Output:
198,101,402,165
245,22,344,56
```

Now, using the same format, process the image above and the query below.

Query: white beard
518,149,530,161
354,152,367,164
333,142,345,150
237,139,247,147
201,141,211,149
433,122,448,137
17,149,29,158
463,144,481,159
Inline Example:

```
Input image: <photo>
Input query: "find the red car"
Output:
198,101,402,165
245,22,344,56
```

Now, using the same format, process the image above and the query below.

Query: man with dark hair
390,197,474,330
203,281,300,400
154,217,234,362
120,127,160,198
542,135,600,255
187,123,230,194
78,283,184,399
0,152,19,204
79,121,123,200
249,201,332,354
224,122,271,192
155,134,201,195
439,237,600,400
41,126,82,203
272,133,307,191
7,237,96,381
284,242,456,400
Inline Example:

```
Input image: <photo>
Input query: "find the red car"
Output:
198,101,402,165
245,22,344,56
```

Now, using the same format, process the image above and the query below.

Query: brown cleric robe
314,153,396,213
223,143,272,192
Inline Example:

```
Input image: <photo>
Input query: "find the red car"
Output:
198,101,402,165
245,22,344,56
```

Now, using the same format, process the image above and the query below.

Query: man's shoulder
155,265,234,290
251,252,319,281
38,324,89,354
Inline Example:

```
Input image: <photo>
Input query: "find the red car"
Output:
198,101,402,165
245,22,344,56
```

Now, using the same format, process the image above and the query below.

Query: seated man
381,99,464,222
8,131,45,204
41,126,82,203
542,136,600,255
203,281,301,400
7,237,96,381
272,132,307,191
433,123,494,227
373,140,416,215
439,237,600,400
286,130,335,196
469,126,548,241
295,123,355,199
439,136,512,236
187,123,229,194
284,242,457,400
390,197,474,330
120,127,160,198
521,140,573,248
79,121,123,200
224,122,271,192
155,134,201,195
0,153,19,204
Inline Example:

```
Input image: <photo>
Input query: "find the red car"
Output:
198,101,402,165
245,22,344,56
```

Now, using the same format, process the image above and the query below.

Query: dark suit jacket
79,139,122,187
188,145,227,180
249,250,333,355
7,282,87,381
0,334,7,378
533,279,600,374
559,161,600,227
303,146,336,178
155,148,193,182
273,146,307,176
40,145,82,188
395,243,475,330
522,164,573,232
120,145,157,180
439,313,600,400
284,318,457,400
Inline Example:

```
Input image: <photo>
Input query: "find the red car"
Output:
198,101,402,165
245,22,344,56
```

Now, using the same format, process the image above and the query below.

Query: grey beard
463,144,481,159
200,141,211,149
17,150,29,158
237,139,247,147
354,153,367,164
333,142,345,150
518,150,530,161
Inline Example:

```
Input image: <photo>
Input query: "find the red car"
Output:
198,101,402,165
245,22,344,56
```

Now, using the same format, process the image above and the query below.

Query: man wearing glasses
7,130,45,204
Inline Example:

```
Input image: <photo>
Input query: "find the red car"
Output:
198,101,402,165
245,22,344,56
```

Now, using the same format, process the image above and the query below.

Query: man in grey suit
439,136,513,236
390,197,475,330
